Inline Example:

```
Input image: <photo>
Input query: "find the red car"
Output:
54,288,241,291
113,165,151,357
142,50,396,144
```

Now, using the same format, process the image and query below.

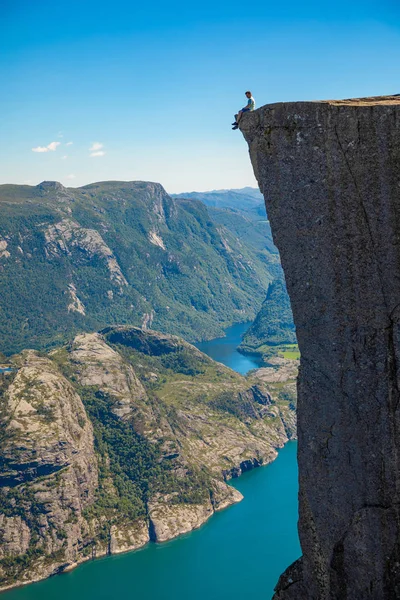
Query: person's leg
232,111,242,129
238,108,250,122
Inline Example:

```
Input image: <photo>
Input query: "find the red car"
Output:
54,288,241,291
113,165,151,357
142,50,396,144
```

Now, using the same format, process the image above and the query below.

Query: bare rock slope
0,353,98,587
241,96,400,599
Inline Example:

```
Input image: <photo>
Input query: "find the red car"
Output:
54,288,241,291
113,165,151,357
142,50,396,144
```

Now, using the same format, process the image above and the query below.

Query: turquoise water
3,323,300,600
4,443,299,600
195,322,262,374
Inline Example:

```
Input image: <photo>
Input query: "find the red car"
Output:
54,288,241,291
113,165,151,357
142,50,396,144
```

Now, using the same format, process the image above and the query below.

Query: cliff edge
241,96,400,599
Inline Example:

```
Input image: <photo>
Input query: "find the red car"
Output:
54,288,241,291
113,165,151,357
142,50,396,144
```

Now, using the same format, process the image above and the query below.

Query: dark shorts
234,107,251,119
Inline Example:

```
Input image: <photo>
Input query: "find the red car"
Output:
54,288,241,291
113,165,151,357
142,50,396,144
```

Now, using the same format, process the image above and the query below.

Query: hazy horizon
0,178,263,196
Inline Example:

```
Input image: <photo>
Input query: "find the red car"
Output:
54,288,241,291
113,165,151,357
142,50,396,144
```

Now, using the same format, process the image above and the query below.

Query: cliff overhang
241,95,400,599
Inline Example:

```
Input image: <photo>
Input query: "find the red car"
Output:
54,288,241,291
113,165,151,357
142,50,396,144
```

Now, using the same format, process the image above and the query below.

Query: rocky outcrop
36,181,75,205
241,96,400,599
147,482,242,542
67,283,86,315
109,520,149,554
254,356,299,384
0,352,98,587
0,516,31,558
44,218,128,287
0,238,10,259
148,500,214,542
68,332,150,422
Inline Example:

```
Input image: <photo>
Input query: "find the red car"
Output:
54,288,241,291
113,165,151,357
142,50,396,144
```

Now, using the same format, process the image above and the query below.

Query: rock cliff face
241,96,400,599
0,352,98,587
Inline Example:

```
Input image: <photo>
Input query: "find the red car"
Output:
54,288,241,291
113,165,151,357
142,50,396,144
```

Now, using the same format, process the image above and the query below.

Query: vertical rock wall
241,97,400,599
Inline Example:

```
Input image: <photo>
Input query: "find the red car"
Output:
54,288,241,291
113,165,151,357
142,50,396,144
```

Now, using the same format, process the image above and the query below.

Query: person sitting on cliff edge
232,91,255,129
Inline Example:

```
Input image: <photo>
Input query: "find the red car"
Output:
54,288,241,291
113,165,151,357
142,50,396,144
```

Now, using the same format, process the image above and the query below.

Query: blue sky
1,0,399,192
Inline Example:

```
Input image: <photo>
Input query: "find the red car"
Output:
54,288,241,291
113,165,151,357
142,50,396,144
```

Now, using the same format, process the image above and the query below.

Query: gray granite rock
241,96,400,599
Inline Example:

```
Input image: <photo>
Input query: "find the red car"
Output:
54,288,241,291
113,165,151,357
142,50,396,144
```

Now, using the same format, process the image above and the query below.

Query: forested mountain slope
239,279,296,357
171,186,264,212
173,187,295,351
0,181,278,354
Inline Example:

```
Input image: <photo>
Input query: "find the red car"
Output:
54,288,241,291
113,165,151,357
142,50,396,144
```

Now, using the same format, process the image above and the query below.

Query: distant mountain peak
37,181,66,192
171,187,265,214
80,180,168,196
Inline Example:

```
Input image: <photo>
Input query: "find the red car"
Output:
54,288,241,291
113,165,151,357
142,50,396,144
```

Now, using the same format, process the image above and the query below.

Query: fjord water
4,323,300,600
195,322,263,374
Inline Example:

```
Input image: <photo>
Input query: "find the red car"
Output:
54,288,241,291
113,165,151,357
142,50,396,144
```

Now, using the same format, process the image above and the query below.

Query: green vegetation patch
239,279,297,356
80,387,162,521
209,390,257,420
279,348,300,360
80,384,211,522
161,349,207,376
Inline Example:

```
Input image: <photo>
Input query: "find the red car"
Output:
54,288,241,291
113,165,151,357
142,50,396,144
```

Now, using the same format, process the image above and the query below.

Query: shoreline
0,442,291,595
0,322,297,595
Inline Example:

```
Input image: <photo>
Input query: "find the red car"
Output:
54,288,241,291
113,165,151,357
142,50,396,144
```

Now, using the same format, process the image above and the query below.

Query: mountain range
171,186,264,212
0,181,279,355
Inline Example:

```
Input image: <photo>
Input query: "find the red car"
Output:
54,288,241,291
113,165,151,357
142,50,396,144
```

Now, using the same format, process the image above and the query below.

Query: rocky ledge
241,96,400,599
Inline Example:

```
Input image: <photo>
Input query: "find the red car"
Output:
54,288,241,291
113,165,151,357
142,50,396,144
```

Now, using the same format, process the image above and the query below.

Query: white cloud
89,142,105,157
66,141,73,146
61,155,68,160
90,142,103,152
66,174,76,180
32,141,61,153
47,141,61,151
